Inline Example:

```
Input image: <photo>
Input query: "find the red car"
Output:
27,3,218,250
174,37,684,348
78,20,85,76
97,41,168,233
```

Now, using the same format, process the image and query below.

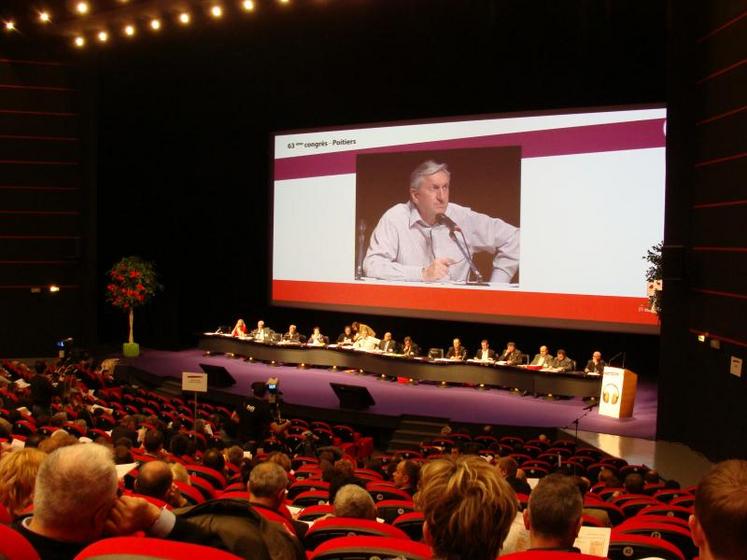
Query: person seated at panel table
446,338,467,360
584,351,606,374
530,345,554,368
497,341,522,365
353,329,379,351
401,336,420,357
378,332,398,353
251,320,272,342
230,319,248,337
474,339,496,362
307,326,328,346
351,321,377,341
282,324,303,343
337,325,355,345
552,349,575,372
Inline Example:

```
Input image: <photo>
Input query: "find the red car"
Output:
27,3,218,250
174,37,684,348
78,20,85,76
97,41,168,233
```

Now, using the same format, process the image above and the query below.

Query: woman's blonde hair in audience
0,448,47,517
415,455,517,560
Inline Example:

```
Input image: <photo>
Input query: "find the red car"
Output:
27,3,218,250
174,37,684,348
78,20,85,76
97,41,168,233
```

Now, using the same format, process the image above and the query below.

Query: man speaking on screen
362,160,520,283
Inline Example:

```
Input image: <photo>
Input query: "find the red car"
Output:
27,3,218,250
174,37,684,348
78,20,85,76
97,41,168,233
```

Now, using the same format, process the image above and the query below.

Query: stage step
385,415,450,453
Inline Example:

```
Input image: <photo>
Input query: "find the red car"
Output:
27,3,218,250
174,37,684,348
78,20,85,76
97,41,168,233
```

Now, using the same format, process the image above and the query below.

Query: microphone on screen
436,213,461,232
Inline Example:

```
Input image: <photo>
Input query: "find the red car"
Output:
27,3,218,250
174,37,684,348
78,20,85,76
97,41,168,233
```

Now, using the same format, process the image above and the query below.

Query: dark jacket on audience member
174,498,305,560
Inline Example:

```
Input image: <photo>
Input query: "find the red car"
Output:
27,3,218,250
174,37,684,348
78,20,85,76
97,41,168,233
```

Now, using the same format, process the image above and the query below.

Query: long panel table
198,335,602,398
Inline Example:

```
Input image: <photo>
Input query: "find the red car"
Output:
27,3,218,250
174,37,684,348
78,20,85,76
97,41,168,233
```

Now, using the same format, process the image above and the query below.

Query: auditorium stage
121,348,658,440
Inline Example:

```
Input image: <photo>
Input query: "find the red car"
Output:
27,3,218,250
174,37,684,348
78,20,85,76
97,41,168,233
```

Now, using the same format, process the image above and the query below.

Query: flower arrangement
106,256,160,355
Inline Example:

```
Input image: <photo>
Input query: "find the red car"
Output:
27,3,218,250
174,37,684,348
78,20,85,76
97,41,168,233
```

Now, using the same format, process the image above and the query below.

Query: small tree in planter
643,241,663,315
106,256,160,357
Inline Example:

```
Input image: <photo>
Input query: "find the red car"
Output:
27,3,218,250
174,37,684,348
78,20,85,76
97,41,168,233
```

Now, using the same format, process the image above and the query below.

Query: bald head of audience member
249,461,289,510
333,484,376,520
690,459,747,560
416,456,517,560
524,473,583,551
135,461,174,503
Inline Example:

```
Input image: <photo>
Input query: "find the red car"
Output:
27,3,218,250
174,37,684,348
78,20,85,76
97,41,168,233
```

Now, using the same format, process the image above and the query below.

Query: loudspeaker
198,363,237,387
330,382,376,410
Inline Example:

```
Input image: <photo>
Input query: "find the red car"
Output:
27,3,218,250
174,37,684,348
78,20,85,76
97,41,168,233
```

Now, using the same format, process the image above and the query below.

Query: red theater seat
615,520,697,559
173,481,205,506
252,506,297,536
365,484,412,502
502,552,604,560
74,536,243,559
297,504,334,522
304,517,409,550
292,490,329,507
608,532,685,560
392,511,425,541
309,536,432,560
288,479,330,499
186,464,227,490
0,524,39,560
638,504,693,521
375,499,415,524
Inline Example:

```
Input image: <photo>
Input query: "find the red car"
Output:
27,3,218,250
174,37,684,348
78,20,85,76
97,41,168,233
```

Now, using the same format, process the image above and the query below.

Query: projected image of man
362,160,519,283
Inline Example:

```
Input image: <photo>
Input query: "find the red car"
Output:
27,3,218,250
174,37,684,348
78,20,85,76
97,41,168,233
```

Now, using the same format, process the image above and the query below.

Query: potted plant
106,256,160,357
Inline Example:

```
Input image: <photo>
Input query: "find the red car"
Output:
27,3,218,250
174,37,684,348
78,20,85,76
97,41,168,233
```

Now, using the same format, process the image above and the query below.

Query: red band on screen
275,118,665,181
272,280,658,326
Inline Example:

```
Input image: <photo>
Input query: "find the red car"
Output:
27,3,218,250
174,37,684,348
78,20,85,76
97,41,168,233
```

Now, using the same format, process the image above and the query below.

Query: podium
598,367,637,418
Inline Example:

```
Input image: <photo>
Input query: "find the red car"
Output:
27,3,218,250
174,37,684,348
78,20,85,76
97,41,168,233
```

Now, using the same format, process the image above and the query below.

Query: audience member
249,461,307,537
497,456,531,495
523,473,583,552
202,448,227,476
328,458,365,502
14,444,193,559
113,445,134,465
135,460,187,508
622,472,646,495
143,429,166,459
0,447,47,518
689,459,747,560
333,484,376,520
392,459,420,494
38,432,78,454
111,415,139,447
597,467,620,488
416,456,517,560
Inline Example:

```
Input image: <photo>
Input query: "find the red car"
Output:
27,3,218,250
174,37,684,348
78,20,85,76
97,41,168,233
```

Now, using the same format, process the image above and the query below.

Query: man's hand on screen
422,258,454,281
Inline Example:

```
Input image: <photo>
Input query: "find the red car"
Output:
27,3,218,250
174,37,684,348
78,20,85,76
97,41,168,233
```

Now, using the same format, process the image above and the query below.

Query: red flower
130,271,140,278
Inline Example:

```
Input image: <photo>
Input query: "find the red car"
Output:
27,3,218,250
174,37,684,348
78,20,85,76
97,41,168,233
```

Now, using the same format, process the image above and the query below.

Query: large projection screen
272,105,665,333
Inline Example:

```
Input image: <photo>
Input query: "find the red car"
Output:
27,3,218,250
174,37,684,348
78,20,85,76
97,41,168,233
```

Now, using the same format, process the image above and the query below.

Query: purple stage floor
124,348,658,440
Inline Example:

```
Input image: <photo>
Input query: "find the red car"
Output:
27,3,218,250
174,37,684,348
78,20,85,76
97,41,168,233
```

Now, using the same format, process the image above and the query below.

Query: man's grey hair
34,443,118,530
249,461,288,498
409,160,450,191
333,484,376,520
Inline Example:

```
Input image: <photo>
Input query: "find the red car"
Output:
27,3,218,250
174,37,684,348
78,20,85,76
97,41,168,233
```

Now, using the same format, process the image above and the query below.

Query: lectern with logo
598,367,637,418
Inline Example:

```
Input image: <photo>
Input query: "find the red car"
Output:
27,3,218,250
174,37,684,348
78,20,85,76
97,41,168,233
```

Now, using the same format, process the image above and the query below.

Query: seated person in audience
523,473,583,552
598,467,621,488
446,338,467,360
143,429,168,460
689,459,747,560
497,456,531,495
400,336,420,356
113,445,133,465
352,327,379,351
474,339,496,361
283,324,302,343
416,455,517,560
622,472,646,496
530,345,554,368
378,332,398,353
307,326,327,346
328,459,366,502
251,320,271,341
497,341,522,365
231,319,248,337
249,461,308,538
0,447,47,519
15,444,198,559
551,349,574,372
392,459,420,495
333,484,377,520
584,351,606,374
134,460,187,508
202,448,227,478
337,325,355,345
574,475,610,527
644,468,661,485
111,415,139,448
